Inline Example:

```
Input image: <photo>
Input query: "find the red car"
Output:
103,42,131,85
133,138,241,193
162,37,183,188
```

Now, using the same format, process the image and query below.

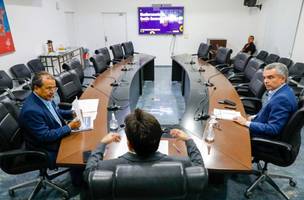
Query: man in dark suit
19,71,81,168
234,63,297,138
242,35,256,55
84,108,204,182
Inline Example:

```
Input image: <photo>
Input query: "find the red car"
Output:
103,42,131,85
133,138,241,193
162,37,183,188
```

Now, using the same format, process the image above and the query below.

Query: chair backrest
289,62,304,81
197,42,211,60
215,47,233,65
89,54,108,75
62,58,85,84
95,47,111,65
278,57,293,69
0,101,22,153
264,53,280,65
248,69,266,98
233,52,252,72
256,50,268,62
110,44,124,61
54,71,82,103
121,41,134,58
10,64,32,83
244,58,265,81
88,162,207,200
27,59,45,73
279,106,304,166
0,70,13,90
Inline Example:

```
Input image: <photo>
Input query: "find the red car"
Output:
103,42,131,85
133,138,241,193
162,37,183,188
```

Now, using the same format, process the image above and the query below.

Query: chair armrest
240,96,262,103
228,74,246,83
289,79,304,88
219,66,233,73
251,137,292,151
215,64,228,70
84,75,96,80
133,52,140,54
0,149,47,158
191,53,197,56
58,102,72,110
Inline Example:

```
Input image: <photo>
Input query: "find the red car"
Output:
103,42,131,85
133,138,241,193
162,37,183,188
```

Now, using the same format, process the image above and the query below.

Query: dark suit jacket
250,84,297,137
19,93,73,164
242,42,256,55
83,139,204,183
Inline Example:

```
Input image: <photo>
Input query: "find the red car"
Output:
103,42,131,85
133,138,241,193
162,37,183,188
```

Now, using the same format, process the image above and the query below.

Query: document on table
213,108,241,120
158,140,169,155
72,98,99,132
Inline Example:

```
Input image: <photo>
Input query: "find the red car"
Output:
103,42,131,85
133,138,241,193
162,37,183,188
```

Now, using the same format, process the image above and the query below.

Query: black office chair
196,42,211,61
235,69,266,115
88,162,208,200
228,58,265,85
62,58,96,87
121,41,137,58
207,47,233,67
9,64,32,90
255,50,268,62
54,71,83,103
0,70,31,103
264,53,280,65
278,57,293,69
89,54,108,76
219,52,252,76
288,62,304,96
245,104,304,199
27,59,46,73
0,101,69,199
95,47,112,66
110,44,124,63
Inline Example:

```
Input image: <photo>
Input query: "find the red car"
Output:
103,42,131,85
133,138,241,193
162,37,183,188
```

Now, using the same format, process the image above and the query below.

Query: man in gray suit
84,108,204,182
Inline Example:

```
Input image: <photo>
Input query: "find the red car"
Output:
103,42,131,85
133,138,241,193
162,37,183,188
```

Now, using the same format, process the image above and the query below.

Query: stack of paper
213,108,241,120
72,98,99,132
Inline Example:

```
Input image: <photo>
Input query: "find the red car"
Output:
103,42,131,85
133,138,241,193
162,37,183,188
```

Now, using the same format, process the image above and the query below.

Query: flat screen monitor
138,6,184,35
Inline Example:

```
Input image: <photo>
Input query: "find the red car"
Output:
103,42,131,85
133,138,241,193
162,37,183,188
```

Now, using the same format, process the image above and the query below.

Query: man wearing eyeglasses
19,71,81,168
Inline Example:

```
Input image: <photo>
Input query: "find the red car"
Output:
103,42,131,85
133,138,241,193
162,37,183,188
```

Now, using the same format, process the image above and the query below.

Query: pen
172,143,181,154
224,106,236,110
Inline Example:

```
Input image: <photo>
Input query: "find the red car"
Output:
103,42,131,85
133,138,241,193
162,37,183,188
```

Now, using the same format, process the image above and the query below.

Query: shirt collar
268,83,286,97
33,92,52,105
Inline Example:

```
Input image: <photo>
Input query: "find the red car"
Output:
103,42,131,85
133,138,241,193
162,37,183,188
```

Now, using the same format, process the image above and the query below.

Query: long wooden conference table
57,53,252,173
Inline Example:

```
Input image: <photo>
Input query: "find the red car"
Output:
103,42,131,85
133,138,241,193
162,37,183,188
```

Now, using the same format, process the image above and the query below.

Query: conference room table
56,53,252,173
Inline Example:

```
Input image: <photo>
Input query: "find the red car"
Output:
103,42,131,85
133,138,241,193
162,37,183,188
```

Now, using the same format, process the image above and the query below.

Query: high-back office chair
0,101,69,199
264,53,280,65
27,59,45,73
228,58,265,84
95,47,112,66
89,54,108,76
288,62,304,96
219,52,251,76
54,71,83,103
255,50,268,62
197,42,211,60
278,57,293,69
10,64,32,84
88,162,208,200
207,47,233,67
121,41,136,58
236,69,266,115
62,58,96,87
109,44,124,63
245,104,304,199
0,70,31,103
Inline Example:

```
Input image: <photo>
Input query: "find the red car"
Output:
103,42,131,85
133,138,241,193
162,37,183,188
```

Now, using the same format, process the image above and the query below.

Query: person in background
233,63,297,138
242,35,256,55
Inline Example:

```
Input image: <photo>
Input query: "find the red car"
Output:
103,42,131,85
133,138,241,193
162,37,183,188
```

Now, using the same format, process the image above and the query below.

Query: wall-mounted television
138,6,184,35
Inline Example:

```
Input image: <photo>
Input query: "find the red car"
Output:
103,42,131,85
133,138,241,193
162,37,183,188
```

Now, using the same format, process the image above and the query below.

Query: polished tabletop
57,53,252,172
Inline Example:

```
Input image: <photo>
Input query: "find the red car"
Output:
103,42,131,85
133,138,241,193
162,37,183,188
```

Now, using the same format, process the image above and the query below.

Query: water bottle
109,112,119,132
205,115,217,142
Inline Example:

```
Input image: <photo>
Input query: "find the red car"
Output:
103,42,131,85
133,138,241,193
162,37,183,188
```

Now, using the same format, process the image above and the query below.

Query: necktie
46,102,62,126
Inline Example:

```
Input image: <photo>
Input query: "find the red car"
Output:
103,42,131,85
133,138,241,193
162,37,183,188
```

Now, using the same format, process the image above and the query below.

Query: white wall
73,0,261,65
0,0,73,71
292,1,304,63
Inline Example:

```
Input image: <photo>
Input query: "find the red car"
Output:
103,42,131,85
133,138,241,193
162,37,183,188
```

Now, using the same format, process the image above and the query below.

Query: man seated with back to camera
83,108,204,182
19,72,81,170
241,35,256,55
233,63,297,138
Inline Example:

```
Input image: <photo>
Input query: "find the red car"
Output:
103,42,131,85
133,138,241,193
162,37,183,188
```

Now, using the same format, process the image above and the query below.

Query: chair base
245,163,296,200
8,175,69,200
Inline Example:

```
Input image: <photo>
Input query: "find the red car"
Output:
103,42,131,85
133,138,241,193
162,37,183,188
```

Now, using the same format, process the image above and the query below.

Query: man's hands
100,133,121,144
170,129,190,141
233,116,248,126
68,119,81,130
